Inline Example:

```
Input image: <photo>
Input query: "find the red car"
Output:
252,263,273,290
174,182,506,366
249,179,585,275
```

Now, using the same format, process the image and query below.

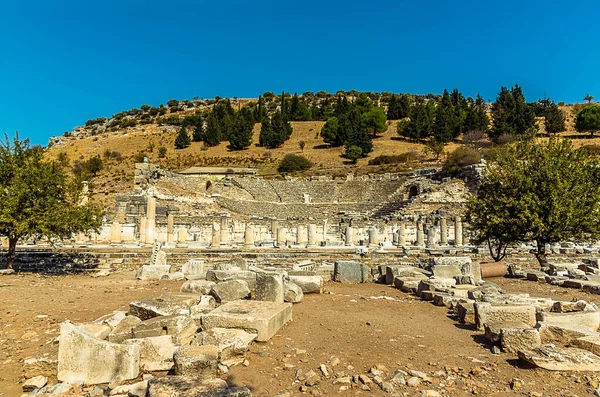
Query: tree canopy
575,105,600,136
0,135,102,268
466,138,600,266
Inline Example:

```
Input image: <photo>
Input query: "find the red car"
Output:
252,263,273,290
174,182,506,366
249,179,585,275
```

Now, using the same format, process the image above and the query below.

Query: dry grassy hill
45,104,599,209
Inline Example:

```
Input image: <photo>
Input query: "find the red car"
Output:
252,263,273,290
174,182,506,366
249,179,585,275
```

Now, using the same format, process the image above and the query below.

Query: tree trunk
6,237,18,270
487,238,508,262
534,239,549,269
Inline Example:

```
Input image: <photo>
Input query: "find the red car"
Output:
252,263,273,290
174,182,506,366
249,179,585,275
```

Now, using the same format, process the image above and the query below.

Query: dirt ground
1,272,600,397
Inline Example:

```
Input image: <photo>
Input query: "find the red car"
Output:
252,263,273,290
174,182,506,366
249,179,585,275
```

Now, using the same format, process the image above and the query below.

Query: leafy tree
544,101,566,134
277,154,312,172
354,93,373,114
344,145,363,164
490,85,537,140
433,89,458,143
386,94,410,120
289,93,312,121
584,94,595,104
82,156,103,176
466,138,600,266
158,146,167,158
298,140,306,152
228,108,254,150
344,110,372,157
174,126,191,149
423,140,446,160
141,104,151,112
0,135,102,269
575,105,600,136
204,112,222,147
401,98,435,140
361,107,388,137
167,99,179,108
320,116,341,146
192,123,204,142
464,94,489,133
258,109,291,149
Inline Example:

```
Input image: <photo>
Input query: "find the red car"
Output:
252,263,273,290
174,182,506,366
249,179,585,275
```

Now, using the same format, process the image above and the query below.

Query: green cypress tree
344,109,373,156
320,116,341,146
229,108,254,150
433,89,456,143
402,98,435,140
204,112,222,147
174,126,191,149
464,94,490,132
544,101,566,134
192,123,204,142
490,85,537,140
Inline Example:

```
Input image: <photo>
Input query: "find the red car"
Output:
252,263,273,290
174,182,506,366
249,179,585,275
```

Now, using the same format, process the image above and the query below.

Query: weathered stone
333,261,371,283
146,376,251,397
538,311,600,331
107,315,142,343
182,259,205,279
474,303,536,331
210,280,251,303
393,277,423,293
552,300,598,313
573,335,600,355
137,265,171,281
133,315,197,345
23,345,58,379
201,300,292,342
456,301,476,325
431,265,462,279
57,322,139,385
193,328,257,367
22,375,47,392
287,275,323,294
129,293,200,320
190,296,218,321
124,336,178,372
79,323,112,340
537,323,596,343
385,265,420,285
161,272,185,280
205,270,257,290
173,345,219,378
484,322,530,343
93,311,128,328
284,281,304,303
255,272,285,303
180,280,216,295
518,345,600,371
431,257,472,267
501,327,541,353
110,380,148,397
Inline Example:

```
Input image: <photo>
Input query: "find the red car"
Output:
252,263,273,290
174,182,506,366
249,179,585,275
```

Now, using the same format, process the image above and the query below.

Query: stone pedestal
345,226,354,246
244,224,254,249
440,217,448,245
177,228,188,244
455,217,463,247
307,224,317,248
296,225,307,246
211,223,220,248
368,227,379,248
167,214,174,243
110,222,122,244
398,222,406,246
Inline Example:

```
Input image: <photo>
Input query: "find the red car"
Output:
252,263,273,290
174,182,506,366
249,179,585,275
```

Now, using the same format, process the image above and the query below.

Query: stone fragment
538,311,600,331
124,336,178,372
132,315,197,345
287,275,323,294
23,353,58,379
284,281,304,303
201,300,292,342
173,345,219,377
333,261,371,283
22,375,47,392
537,323,596,343
93,311,128,328
431,264,462,279
193,328,257,367
78,323,112,340
255,272,285,303
552,300,598,313
57,322,139,385
456,301,476,325
190,296,218,320
406,377,421,387
180,280,215,295
518,345,600,371
110,380,148,397
205,270,257,290
137,265,171,280
474,303,536,331
182,259,205,279
573,335,600,355
161,272,185,280
210,280,251,303
393,277,423,293
500,327,542,353
385,265,421,284
146,376,251,397
107,315,142,343
129,293,200,320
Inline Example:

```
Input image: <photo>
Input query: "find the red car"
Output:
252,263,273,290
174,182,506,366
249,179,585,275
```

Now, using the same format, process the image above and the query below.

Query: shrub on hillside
133,152,147,163
443,147,481,176
158,146,167,158
368,152,420,165
277,154,312,173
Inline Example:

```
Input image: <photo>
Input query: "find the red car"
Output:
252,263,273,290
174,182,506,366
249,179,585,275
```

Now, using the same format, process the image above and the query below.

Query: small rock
407,377,421,387
22,376,47,392
511,378,524,390
380,382,394,393
491,345,501,354
319,364,329,377
421,391,441,397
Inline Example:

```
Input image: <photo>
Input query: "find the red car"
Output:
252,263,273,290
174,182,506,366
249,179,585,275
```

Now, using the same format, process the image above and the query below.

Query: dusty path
1,273,598,396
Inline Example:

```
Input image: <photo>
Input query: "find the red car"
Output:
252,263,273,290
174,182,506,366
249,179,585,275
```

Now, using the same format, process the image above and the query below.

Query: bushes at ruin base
277,154,312,173
442,146,481,176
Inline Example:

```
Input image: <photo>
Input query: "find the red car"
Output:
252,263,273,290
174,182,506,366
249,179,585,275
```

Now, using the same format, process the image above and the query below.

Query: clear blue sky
1,0,598,145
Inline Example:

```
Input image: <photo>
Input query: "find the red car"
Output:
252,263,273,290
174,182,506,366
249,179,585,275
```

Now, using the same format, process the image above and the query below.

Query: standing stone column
110,222,122,244
145,196,156,244
398,222,406,246
307,223,317,248
271,220,278,241
345,226,354,246
167,213,174,243
277,227,287,248
416,220,425,247
211,222,220,248
368,226,379,248
322,219,328,245
440,216,448,245
220,217,229,246
139,217,147,244
455,216,463,247
244,223,255,249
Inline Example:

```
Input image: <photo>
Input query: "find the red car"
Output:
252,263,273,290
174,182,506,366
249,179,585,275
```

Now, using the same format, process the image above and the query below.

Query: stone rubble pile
21,258,324,396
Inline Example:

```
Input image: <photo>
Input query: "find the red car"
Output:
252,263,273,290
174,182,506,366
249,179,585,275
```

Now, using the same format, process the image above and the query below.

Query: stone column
167,213,174,243
345,226,354,246
110,222,122,244
398,222,406,246
244,223,255,249
322,219,328,245
455,216,463,247
416,220,425,247
178,228,188,244
271,220,278,241
211,222,220,248
296,224,307,246
426,225,439,249
277,227,287,248
368,226,379,248
145,196,156,244
440,216,448,245
308,223,317,248
220,217,229,246
139,217,147,244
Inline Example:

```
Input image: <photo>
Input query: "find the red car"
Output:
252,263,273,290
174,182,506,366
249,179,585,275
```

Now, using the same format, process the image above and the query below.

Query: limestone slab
124,336,177,372
518,345,600,371
133,315,197,345
255,272,284,303
501,327,541,353
201,300,292,342
287,275,322,294
146,377,251,397
333,261,370,283
210,280,251,303
129,293,200,320
193,327,257,367
474,303,536,331
137,265,171,281
173,345,219,378
180,280,215,295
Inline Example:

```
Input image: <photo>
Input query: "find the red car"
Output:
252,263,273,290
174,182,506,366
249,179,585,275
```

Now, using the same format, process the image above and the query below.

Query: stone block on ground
431,265,462,279
474,303,536,331
201,300,292,342
552,300,598,313
137,265,171,281
22,375,47,392
456,301,476,325
538,311,600,331
484,322,531,343
23,343,58,379
93,311,128,328
205,270,257,290
129,293,200,320
287,275,323,294
124,335,178,372
393,277,423,293
333,261,371,283
537,323,596,343
192,328,257,367
173,345,219,378
182,259,205,279
107,315,142,343
57,322,139,385
284,281,304,303
209,280,251,303
132,315,197,345
180,280,216,295
190,295,218,321
501,326,541,353
431,257,472,267
255,272,285,303
385,265,421,285
518,345,600,371
78,323,112,340
161,272,185,281
146,377,251,397
573,335,600,355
